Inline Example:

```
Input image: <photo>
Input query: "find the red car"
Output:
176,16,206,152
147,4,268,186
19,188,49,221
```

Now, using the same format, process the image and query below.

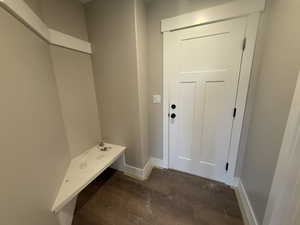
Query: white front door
166,17,246,183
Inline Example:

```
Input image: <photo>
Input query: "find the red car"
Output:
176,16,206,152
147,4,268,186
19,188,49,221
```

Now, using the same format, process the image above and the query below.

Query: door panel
180,33,231,72
201,81,226,165
167,17,246,183
176,81,197,161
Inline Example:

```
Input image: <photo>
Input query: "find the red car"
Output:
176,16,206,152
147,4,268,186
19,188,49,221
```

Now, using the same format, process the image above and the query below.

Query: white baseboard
124,159,153,180
123,157,168,180
234,178,259,225
57,196,77,225
228,177,239,187
111,156,166,180
150,157,167,169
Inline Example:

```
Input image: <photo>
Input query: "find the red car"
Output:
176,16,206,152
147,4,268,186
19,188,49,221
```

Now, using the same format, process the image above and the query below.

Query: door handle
170,113,176,119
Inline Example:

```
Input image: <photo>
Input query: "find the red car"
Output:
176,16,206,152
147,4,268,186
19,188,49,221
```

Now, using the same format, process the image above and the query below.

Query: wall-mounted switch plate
153,95,161,104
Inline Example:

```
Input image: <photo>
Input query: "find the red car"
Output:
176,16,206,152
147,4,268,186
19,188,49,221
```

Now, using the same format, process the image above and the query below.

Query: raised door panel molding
0,0,92,54
161,0,265,32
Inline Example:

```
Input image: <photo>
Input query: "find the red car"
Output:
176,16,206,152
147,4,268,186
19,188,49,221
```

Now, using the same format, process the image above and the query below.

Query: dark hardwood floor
72,168,244,225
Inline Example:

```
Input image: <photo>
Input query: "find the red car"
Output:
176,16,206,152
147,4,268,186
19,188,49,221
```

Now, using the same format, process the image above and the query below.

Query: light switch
152,95,161,104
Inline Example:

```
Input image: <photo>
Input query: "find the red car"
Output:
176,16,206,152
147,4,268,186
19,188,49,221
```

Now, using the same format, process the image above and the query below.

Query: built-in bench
52,143,126,213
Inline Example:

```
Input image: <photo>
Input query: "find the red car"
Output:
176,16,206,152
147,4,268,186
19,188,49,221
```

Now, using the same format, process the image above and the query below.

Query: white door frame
263,72,300,225
162,0,265,185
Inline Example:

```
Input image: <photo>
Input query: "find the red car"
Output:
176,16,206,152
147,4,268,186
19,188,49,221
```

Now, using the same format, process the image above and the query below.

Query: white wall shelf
52,143,126,213
0,0,92,54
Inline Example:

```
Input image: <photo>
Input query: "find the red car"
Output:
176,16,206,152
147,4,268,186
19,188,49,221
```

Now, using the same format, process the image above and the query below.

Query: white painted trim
57,197,77,225
162,33,170,169
49,29,92,54
162,11,262,184
113,157,165,180
124,159,153,181
150,157,167,169
143,159,153,179
226,13,261,185
263,72,300,225
52,144,125,213
235,178,259,225
110,153,126,171
134,0,149,173
230,177,239,188
0,0,49,40
0,0,92,54
161,0,265,32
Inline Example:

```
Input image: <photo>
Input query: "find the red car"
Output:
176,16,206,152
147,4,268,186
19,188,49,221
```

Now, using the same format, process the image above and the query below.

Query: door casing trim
162,1,264,185
161,0,265,32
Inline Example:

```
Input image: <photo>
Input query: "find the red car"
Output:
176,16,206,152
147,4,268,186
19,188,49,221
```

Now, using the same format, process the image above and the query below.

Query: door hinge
233,108,237,118
226,162,229,172
242,38,247,51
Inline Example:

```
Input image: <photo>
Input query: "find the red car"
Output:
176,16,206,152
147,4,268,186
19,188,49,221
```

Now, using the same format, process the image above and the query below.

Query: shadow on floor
72,168,244,225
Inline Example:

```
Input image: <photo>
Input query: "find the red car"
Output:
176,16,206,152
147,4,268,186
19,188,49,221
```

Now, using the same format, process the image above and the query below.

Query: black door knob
170,113,176,119
171,104,176,109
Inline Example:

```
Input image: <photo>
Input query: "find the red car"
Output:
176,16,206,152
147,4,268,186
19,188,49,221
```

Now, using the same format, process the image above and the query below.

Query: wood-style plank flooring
72,168,244,225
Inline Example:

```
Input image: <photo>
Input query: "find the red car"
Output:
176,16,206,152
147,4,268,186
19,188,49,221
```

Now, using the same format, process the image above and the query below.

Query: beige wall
24,0,43,18
146,0,234,158
86,0,150,168
25,0,88,41
42,0,100,157
50,46,101,158
240,0,300,223
0,7,69,225
0,0,101,224
42,0,88,41
85,0,148,168
135,0,150,166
